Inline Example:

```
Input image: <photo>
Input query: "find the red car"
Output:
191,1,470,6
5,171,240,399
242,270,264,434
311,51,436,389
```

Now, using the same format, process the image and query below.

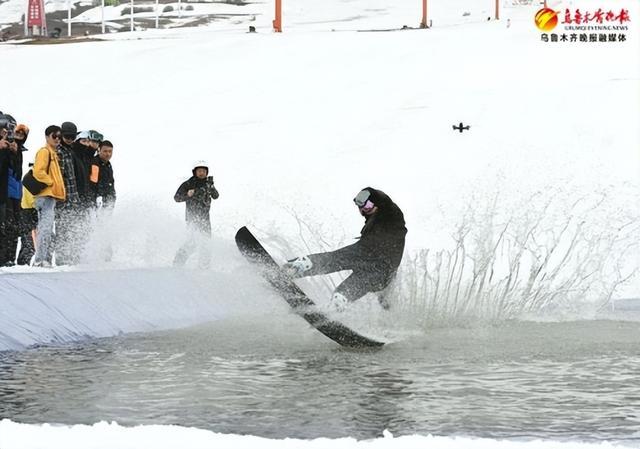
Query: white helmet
192,160,209,174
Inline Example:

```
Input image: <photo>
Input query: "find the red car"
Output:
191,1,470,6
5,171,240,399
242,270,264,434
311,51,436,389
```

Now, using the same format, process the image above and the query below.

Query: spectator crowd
0,111,116,268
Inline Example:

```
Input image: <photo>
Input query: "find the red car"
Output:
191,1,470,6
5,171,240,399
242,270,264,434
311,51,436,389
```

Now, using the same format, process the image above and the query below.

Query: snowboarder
284,187,407,311
173,160,219,268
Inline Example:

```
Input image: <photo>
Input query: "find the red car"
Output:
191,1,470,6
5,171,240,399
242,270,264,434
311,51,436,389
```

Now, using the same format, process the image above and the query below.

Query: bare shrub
394,185,639,324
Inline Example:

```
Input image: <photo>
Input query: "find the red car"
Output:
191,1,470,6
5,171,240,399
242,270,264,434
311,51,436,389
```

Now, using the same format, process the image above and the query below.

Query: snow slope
0,420,632,449
0,0,638,350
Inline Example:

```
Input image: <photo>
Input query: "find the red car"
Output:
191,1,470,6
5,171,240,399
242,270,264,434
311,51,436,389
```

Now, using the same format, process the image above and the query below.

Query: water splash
392,183,640,325
262,182,640,327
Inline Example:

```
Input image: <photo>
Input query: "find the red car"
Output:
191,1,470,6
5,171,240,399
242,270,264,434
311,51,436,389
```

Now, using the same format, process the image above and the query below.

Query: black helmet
61,121,78,138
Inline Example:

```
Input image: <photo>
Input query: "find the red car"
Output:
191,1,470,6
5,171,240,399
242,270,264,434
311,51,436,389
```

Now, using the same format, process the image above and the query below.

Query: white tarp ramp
0,267,273,352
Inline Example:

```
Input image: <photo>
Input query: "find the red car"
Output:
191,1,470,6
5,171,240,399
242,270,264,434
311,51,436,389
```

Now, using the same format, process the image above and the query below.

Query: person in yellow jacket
32,125,66,267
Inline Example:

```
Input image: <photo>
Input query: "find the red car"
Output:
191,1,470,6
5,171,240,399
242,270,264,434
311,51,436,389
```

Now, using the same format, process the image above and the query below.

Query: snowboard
235,226,385,349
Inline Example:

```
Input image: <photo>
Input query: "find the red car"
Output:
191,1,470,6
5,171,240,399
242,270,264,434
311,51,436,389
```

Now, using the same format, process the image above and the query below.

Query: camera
0,114,16,143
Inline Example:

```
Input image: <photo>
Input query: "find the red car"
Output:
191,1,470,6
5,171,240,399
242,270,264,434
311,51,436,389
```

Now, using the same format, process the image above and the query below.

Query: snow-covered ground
0,1,639,444
0,420,632,449
1,0,638,341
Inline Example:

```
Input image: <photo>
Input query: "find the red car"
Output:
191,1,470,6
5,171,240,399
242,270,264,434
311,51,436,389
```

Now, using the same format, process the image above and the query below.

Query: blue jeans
34,196,56,264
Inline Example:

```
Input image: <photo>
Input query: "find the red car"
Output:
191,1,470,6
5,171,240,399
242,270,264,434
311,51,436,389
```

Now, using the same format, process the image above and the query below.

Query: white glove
283,256,313,277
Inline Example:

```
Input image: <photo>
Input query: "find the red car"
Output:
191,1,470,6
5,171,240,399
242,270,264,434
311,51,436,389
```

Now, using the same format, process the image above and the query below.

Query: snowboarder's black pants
333,269,394,302
307,245,395,303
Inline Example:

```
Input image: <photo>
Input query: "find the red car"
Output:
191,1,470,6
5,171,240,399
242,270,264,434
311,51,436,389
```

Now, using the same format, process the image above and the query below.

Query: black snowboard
235,226,385,349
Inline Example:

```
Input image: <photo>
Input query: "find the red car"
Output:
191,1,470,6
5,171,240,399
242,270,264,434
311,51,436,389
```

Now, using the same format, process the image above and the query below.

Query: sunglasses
50,133,62,140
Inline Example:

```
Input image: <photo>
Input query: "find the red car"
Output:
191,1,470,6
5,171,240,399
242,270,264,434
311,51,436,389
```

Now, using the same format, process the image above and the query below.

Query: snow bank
0,266,277,352
0,420,629,449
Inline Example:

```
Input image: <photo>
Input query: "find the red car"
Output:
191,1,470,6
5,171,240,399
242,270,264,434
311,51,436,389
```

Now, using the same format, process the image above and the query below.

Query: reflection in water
1,319,640,442
348,367,415,437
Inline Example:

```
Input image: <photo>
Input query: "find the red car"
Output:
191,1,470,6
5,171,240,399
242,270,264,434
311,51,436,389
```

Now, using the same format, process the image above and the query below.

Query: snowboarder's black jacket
174,176,219,231
307,187,407,283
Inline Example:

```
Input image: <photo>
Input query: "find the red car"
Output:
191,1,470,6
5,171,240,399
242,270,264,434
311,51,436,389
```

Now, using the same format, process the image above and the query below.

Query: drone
452,122,470,133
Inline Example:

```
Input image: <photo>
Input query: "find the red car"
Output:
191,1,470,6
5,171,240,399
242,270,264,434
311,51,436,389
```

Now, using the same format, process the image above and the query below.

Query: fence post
273,0,282,32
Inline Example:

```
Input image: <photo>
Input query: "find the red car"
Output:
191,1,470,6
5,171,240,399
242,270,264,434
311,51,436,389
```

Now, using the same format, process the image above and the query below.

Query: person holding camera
0,115,18,211
0,123,29,266
173,160,219,268
0,114,18,261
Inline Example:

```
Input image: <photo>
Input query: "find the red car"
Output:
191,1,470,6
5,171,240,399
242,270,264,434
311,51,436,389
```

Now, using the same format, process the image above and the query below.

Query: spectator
0,124,28,266
0,113,17,263
0,121,10,227
55,121,82,265
14,125,36,265
89,140,116,209
72,130,102,208
18,177,37,265
173,161,219,268
66,129,102,261
32,125,66,268
89,140,116,262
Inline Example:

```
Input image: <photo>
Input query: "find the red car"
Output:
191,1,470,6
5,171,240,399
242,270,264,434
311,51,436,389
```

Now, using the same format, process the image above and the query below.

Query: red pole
420,0,428,28
495,0,499,20
273,0,282,32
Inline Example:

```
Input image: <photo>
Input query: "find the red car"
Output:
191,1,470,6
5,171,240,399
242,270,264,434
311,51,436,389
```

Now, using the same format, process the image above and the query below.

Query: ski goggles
354,190,375,213
77,130,104,142
88,130,104,142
